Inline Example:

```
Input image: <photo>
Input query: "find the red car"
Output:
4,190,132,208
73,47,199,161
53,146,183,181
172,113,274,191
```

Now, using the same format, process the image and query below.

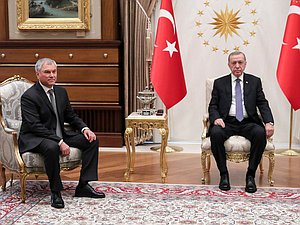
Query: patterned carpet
0,181,299,225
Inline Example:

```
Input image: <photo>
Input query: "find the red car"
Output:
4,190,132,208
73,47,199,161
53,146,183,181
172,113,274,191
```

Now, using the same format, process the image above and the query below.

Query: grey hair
35,58,57,72
228,51,246,62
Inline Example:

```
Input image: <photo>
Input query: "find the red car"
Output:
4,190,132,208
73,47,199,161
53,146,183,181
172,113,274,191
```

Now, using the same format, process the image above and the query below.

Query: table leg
159,128,168,183
130,128,136,172
124,128,133,181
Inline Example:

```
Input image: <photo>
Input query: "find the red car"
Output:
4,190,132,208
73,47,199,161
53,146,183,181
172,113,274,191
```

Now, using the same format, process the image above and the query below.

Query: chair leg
20,173,28,203
201,151,209,184
266,152,275,186
0,163,7,191
207,154,211,171
259,158,264,174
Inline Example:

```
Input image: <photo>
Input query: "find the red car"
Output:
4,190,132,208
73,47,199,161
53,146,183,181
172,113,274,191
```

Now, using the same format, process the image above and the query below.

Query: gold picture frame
17,0,90,31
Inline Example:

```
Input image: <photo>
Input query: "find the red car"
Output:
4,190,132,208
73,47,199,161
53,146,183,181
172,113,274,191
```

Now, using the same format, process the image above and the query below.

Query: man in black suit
208,51,274,193
19,58,105,208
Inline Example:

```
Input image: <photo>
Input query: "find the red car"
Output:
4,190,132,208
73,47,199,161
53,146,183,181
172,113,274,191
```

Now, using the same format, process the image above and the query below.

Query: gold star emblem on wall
195,0,259,53
210,5,244,42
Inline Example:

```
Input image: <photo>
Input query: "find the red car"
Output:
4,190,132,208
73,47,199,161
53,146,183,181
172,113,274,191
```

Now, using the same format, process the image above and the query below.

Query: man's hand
214,118,225,128
83,129,97,142
60,142,70,156
265,123,274,138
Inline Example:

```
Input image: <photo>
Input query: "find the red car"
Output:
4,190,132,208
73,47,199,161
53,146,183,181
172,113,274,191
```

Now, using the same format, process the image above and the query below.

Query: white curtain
153,0,300,148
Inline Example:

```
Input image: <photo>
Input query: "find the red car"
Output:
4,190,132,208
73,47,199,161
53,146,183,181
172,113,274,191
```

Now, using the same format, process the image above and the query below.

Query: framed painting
17,0,90,30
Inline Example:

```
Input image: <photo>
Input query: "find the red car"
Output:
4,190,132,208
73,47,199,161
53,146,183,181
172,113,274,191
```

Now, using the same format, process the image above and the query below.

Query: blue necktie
48,89,63,138
235,79,243,122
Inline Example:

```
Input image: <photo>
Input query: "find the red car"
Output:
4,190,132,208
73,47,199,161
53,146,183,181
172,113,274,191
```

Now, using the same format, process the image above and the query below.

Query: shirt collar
39,81,53,93
231,73,244,82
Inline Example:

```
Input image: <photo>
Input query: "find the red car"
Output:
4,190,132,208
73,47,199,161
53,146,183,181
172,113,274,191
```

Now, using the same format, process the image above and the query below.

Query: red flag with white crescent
277,0,300,110
151,0,187,109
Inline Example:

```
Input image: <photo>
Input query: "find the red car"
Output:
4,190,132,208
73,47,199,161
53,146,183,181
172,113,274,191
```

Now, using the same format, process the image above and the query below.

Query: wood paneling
65,86,119,103
74,107,123,147
101,0,120,40
0,48,119,63
57,67,120,83
0,67,119,83
0,0,8,41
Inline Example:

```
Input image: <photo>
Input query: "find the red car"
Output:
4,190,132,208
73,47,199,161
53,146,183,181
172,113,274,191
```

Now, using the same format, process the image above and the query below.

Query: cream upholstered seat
0,75,82,202
201,78,275,186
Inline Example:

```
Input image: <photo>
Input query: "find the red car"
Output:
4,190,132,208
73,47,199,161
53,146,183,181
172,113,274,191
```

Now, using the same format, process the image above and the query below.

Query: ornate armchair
0,75,82,203
201,78,275,186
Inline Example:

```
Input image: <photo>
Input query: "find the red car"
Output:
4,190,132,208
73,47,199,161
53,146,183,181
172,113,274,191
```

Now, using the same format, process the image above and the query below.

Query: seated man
18,58,105,208
208,51,274,193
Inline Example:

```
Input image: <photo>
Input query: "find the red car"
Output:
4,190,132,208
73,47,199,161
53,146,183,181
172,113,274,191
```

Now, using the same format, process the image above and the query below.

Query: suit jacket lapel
225,74,232,99
243,73,250,101
35,82,56,115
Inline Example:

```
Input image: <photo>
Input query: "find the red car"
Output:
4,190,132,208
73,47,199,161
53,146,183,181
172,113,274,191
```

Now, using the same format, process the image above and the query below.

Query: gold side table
124,112,169,183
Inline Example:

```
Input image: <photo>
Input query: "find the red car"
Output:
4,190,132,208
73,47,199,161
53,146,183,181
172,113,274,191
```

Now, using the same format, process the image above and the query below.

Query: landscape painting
17,0,90,30
29,0,78,18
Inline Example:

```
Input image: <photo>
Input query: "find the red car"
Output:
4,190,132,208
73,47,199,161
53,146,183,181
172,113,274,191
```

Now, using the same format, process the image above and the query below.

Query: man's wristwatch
268,122,274,126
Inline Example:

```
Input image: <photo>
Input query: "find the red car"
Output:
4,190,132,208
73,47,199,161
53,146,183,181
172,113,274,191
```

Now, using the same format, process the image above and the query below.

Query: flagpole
278,106,300,156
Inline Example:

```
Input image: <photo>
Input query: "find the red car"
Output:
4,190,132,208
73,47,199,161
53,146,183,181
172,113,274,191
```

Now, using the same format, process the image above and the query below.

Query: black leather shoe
219,174,231,191
75,183,106,198
245,175,257,193
51,191,64,209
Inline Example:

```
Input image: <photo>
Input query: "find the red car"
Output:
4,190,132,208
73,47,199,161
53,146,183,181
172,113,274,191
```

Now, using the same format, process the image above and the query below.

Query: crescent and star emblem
283,5,300,49
155,9,178,58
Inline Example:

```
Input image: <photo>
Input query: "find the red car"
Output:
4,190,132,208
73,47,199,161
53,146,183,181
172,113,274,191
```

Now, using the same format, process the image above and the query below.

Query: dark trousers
33,134,99,192
210,116,266,177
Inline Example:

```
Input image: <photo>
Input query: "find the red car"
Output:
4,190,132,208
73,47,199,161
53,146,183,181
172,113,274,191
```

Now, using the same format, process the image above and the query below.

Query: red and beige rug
0,181,299,224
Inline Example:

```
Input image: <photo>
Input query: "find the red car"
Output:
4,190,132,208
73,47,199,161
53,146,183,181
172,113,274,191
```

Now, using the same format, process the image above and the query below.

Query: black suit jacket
18,82,87,153
208,73,274,128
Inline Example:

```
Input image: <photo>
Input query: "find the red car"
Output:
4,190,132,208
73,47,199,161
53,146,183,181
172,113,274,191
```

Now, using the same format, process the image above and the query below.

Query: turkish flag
151,0,187,109
277,0,300,110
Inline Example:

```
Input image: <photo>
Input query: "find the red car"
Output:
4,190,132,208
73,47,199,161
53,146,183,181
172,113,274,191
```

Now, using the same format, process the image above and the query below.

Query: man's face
228,54,247,77
36,63,57,88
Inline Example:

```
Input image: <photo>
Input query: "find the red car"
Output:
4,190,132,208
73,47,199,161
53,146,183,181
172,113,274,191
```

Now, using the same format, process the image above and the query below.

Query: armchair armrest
201,113,210,140
0,123,25,172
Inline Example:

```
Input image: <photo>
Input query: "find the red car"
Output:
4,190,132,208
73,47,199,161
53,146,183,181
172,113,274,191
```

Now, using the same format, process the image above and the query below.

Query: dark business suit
208,73,274,175
19,82,99,191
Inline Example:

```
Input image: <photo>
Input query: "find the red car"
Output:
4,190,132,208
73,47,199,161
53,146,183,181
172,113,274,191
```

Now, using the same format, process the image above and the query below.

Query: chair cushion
201,135,275,152
22,147,82,173
224,136,251,152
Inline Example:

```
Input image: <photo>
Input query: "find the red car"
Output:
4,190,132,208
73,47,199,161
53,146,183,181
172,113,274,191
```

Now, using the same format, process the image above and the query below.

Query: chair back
205,78,215,109
0,75,33,130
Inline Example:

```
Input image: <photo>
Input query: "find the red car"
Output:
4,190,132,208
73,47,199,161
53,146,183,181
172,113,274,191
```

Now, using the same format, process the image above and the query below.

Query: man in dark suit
208,51,274,193
19,58,105,208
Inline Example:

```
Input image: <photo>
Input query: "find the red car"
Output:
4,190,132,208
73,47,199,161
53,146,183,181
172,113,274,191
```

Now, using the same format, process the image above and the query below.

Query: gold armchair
201,78,275,186
0,75,82,203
